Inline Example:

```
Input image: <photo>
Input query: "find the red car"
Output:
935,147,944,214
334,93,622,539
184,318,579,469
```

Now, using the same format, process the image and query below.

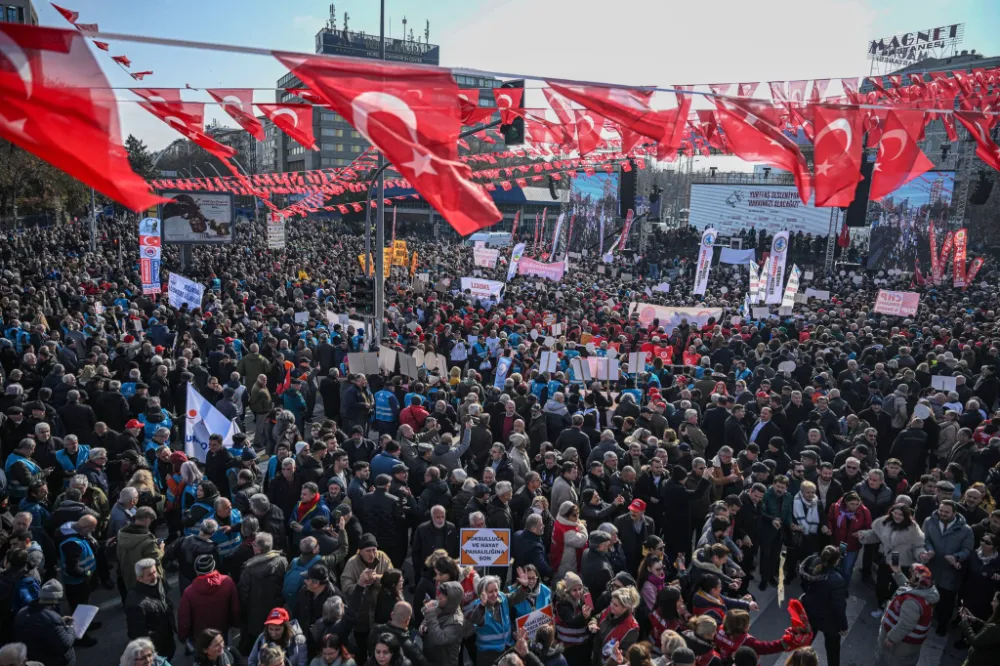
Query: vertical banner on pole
139,217,162,295
617,209,635,253
550,213,565,257
758,258,770,304
937,231,954,283
692,228,716,296
765,231,790,304
566,213,576,254
929,220,938,280
510,210,520,240
267,212,286,249
953,228,968,287
599,211,606,255
507,242,526,282
781,264,802,308
391,206,397,247
749,261,760,304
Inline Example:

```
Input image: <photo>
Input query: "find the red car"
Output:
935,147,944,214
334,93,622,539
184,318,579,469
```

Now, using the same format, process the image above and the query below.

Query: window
350,130,361,139
350,145,362,153
320,128,344,137
6,7,17,22
320,111,342,123
321,157,337,167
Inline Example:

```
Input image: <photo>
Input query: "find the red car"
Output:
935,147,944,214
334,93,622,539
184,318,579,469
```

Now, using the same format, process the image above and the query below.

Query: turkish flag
493,87,523,125
457,90,492,126
714,98,812,203
737,82,759,97
0,25,162,211
837,222,850,248
574,110,602,156
112,54,131,67
811,105,863,207
274,53,501,235
51,4,79,23
93,40,109,51
954,111,1000,171
257,103,318,150
130,71,153,80
543,87,575,126
547,82,668,144
137,97,236,161
207,89,264,140
869,110,934,201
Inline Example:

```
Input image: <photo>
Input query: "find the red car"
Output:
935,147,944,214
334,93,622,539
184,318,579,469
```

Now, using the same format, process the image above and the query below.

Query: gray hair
281,458,296,469
241,515,259,538
181,461,202,485
525,513,543,531
154,427,170,438
299,536,318,554
200,519,219,536
89,447,107,461
598,522,618,535
322,595,344,622
495,481,513,496
476,575,502,596
254,532,274,551
64,434,79,445
0,643,28,666
119,486,138,504
451,468,468,483
469,511,486,526
250,493,271,514
119,638,156,666
70,474,88,490
134,557,157,578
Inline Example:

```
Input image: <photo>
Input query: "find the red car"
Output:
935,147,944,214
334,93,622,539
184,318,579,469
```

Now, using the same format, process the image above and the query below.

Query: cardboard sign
347,352,380,375
931,375,957,392
378,346,397,374
805,288,830,301
460,528,510,566
515,604,554,640
294,311,309,324
570,357,592,382
539,351,559,374
398,353,420,380
873,290,920,316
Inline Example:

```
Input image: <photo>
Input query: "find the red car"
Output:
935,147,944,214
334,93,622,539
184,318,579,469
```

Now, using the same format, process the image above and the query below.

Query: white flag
749,261,760,304
184,382,238,463
782,264,802,308
550,213,565,257
765,231,789,304
506,242,526,282
692,228,717,296
757,258,770,304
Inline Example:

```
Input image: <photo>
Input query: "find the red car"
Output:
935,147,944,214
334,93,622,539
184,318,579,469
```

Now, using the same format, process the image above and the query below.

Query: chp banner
692,228,717,296
628,303,723,335
953,228,968,287
460,277,505,300
873,289,920,316
167,272,205,311
749,261,761,304
507,242,526,281
781,264,802,308
184,382,238,463
967,257,985,285
765,231,790,304
138,217,162,295
267,212,285,249
518,257,566,282
617,209,635,253
459,528,511,567
473,246,500,269
550,212,565,257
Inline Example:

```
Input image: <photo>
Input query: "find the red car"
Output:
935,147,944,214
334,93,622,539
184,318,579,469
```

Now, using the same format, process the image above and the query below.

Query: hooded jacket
798,554,848,633
178,570,241,641
238,549,288,640
879,571,941,645
116,523,162,592
422,580,465,666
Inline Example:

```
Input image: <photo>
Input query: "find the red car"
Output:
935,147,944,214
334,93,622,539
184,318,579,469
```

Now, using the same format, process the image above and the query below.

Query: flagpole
373,0,387,349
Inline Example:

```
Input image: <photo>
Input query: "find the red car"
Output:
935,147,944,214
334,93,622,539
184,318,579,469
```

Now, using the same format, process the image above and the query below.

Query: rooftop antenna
327,4,336,30
343,11,350,33
425,20,430,44
402,16,407,40
408,28,414,42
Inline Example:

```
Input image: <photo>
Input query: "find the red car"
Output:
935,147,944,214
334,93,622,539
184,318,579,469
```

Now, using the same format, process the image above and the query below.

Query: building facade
0,0,37,24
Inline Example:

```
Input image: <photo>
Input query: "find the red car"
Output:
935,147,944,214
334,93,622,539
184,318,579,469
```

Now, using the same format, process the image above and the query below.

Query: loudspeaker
844,154,875,227
619,161,637,217
548,176,559,200
971,172,994,205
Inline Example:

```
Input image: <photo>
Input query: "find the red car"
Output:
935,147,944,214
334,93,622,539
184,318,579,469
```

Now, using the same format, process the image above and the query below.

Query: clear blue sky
33,0,1000,150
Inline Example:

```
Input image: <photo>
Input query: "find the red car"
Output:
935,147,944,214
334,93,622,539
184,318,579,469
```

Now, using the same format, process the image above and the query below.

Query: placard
167,273,205,311
804,288,831,301
752,306,770,319
931,375,957,392
803,271,814,280
873,290,920,316
570,357,592,382
267,213,286,249
460,528,510,566
627,352,647,372
460,277,504,299
539,351,559,374
378,346,397,374
294,311,309,324
347,352,380,375
398,353,420,380
515,605,554,640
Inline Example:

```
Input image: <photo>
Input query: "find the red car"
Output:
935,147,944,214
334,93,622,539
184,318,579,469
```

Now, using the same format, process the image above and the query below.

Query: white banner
804,287,831,301
167,273,206,311
757,258,770,304
550,213,565,256
473,246,500,268
781,264,802,308
692,228,717,296
719,247,756,265
629,303,724,335
184,382,238,463
507,242,526,281
267,213,285,249
688,183,831,235
749,261,761,304
460,277,504,299
765,232,789,304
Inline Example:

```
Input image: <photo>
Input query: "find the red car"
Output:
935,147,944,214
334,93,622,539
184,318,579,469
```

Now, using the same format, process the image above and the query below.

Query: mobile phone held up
891,552,900,567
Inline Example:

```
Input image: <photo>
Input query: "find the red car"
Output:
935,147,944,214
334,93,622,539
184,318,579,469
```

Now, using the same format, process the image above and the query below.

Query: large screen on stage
159,192,235,244
688,184,831,236
569,172,619,250
866,171,955,271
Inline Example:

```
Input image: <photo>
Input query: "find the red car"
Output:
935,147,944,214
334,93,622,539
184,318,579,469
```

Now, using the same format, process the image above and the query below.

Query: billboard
688,184,831,236
159,192,235,244
866,171,955,271
569,172,619,251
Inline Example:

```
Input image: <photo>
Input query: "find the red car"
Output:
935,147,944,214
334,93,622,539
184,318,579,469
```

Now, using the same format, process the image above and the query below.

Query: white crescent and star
814,117,853,158
880,128,910,162
222,95,244,112
350,91,436,178
164,116,189,133
578,114,596,135
497,93,513,109
271,107,299,129
0,30,33,99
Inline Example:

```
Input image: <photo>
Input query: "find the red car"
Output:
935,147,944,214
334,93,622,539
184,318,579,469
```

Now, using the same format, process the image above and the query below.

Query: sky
32,0,1000,153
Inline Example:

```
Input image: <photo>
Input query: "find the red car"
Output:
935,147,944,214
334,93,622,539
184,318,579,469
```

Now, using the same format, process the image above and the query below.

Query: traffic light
499,79,525,146
351,276,375,315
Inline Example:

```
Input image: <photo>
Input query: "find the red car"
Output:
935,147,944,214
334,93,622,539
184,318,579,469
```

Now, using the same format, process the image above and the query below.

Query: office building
0,0,38,24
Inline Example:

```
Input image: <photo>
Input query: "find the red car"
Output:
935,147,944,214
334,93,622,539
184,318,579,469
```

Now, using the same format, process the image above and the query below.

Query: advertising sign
460,528,510,567
159,192,235,244
873,290,920,316
688,184,830,235
139,217,161,295
867,23,964,67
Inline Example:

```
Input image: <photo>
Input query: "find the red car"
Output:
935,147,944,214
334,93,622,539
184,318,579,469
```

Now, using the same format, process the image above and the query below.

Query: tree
126,134,159,181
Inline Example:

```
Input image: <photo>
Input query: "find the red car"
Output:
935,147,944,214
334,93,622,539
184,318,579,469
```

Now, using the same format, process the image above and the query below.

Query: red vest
460,570,479,614
550,520,582,572
714,630,747,662
881,592,934,644
597,609,639,656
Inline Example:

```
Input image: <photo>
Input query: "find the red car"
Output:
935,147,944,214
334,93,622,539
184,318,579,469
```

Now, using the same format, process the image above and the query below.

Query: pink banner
873,289,920,316
952,228,968,287
928,221,938,280
937,231,954,282
518,257,566,282
967,257,984,284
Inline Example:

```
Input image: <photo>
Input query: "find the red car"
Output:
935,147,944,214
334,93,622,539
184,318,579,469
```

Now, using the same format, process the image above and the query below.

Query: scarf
793,494,821,534
296,493,321,522
837,509,856,528
977,547,998,565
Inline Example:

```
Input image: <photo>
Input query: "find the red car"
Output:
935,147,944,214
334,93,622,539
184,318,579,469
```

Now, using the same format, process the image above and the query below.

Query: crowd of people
0,209,996,666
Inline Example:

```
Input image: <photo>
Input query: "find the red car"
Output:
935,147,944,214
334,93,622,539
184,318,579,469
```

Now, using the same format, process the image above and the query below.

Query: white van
464,231,512,248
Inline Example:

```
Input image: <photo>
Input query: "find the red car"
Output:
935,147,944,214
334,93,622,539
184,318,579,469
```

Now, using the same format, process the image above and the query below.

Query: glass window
350,130,361,139
350,145,362,153
320,111,339,123
18,6,24,22
6,7,16,22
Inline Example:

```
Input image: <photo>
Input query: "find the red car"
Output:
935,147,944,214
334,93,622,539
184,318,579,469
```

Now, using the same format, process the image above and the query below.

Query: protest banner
184,382,237,463
515,605,554,640
628,303,723,335
167,273,205,311
267,212,285,249
692,228,716,295
460,528,510,566
873,290,920,316
460,277,504,299
518,257,566,281
473,246,500,268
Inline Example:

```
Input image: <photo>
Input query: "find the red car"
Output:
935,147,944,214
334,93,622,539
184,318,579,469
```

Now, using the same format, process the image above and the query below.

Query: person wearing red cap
247,607,307,666
613,498,655,574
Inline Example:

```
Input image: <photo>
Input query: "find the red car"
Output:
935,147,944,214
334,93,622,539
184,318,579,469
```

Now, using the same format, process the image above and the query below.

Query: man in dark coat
511,513,554,579
724,404,750,454
236,532,288,654
701,396,732,459
660,465,711,562
357,474,408,568
410,505,459,581
124,558,176,661
13,580,77,666
889,417,931,480
612,499,656,573
204,435,235,499
580,531,615,595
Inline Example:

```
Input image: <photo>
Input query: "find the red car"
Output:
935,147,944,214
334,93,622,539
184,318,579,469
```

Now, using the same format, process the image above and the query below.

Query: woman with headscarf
553,571,593,664
550,501,588,580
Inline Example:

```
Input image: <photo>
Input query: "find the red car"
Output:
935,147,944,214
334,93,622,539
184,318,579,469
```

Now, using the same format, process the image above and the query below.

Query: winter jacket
282,554,321,608
238,550,288,640
511,528,553,579
411,519,459,581
178,570,241,641
358,488,408,552
166,533,221,584
959,618,1000,666
248,619,308,666
580,547,614,597
422,580,465,666
14,601,77,666
878,572,941,647
116,523,162,592
827,498,872,552
923,511,975,591
551,514,588,580
125,580,176,658
856,516,928,567
341,549,394,632
798,555,849,633
855,479,895,521
550,476,578,516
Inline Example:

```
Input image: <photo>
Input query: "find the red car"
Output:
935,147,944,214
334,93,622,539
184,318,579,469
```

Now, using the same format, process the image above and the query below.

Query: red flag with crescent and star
257,103,318,150
135,96,236,162
954,111,1000,172
51,4,79,23
869,110,934,201
493,87,523,125
811,105,863,207
574,110,602,156
0,24,163,211
207,88,264,140
274,53,502,235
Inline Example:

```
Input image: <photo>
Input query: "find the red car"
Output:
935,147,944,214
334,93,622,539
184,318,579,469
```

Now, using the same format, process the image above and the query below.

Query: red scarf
296,493,320,522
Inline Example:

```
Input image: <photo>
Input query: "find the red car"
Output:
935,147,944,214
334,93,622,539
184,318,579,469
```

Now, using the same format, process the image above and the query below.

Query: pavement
73,397,971,666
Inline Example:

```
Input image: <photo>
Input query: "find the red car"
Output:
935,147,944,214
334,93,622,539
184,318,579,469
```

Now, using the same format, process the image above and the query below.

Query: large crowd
0,210,996,666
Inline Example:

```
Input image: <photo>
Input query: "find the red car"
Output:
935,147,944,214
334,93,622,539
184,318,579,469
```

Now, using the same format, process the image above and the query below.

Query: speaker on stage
971,172,994,206
619,160,637,217
844,155,875,227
